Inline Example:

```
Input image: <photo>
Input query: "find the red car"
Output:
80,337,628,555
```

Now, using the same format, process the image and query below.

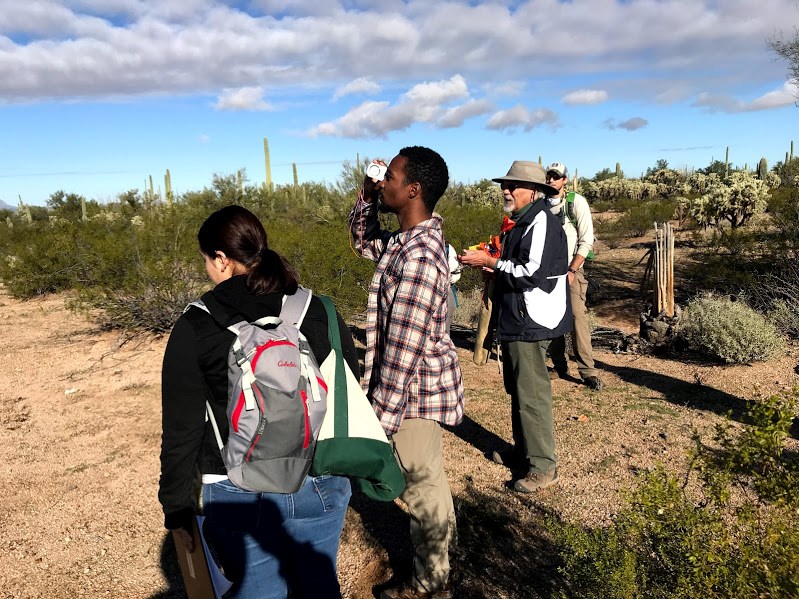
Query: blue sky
1,0,798,206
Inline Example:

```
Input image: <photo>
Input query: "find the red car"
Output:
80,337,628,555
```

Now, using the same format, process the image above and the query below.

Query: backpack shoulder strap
278,286,314,328
565,191,578,227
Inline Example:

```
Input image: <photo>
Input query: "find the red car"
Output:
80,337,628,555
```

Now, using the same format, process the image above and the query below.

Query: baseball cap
546,162,568,178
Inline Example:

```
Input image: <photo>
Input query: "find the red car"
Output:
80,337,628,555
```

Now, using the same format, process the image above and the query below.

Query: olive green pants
502,339,557,474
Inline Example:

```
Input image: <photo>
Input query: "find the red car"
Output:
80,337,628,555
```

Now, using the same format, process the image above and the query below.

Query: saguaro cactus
615,162,622,178
725,146,729,178
18,197,32,223
81,197,87,221
791,140,795,161
757,157,768,180
263,138,273,191
164,169,173,206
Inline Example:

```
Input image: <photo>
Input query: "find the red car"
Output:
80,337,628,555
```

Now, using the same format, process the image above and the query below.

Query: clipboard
173,516,232,599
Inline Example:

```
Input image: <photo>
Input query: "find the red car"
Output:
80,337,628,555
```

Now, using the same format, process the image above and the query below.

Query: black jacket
158,275,359,531
493,199,573,342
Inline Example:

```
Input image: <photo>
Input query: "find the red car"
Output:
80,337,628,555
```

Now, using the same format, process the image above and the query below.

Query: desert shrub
594,199,677,241
677,294,785,364
269,219,374,320
451,286,484,329
552,391,799,599
0,219,84,297
441,180,503,207
746,261,799,340
767,185,799,257
76,258,207,333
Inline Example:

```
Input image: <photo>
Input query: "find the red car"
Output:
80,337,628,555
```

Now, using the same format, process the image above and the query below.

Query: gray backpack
188,287,328,493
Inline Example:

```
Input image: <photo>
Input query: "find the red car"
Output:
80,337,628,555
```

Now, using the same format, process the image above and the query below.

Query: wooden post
653,222,675,317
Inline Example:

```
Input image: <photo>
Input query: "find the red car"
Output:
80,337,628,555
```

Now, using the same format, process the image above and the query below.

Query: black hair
197,205,298,295
398,146,449,212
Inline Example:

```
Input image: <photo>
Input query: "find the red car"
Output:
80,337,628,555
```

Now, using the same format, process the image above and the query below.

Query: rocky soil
1,237,797,598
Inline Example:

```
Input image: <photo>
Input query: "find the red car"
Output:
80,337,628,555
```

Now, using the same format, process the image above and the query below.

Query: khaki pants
391,418,457,593
550,269,597,378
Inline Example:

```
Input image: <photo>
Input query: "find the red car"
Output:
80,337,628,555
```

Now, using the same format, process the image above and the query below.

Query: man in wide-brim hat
459,160,572,493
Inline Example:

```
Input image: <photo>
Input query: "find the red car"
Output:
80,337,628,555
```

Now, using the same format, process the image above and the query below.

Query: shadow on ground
148,533,184,599
599,358,761,425
455,482,567,598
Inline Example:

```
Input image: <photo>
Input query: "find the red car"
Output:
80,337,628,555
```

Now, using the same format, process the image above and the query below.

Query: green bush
767,185,799,257
552,391,799,599
678,294,785,364
0,219,83,297
594,200,677,243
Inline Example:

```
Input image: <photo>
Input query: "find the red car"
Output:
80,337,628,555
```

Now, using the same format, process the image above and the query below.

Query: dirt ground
1,237,798,598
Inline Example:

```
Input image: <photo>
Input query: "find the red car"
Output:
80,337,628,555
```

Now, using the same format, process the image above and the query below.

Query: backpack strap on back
277,286,313,327
565,191,577,228
279,287,323,404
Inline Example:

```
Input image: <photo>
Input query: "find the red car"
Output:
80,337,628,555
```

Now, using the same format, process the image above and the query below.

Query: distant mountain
0,199,16,212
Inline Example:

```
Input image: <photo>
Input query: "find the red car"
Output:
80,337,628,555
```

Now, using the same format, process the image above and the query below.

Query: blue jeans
201,475,351,599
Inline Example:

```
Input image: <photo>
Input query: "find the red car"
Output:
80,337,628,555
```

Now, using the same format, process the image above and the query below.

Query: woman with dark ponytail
159,205,358,598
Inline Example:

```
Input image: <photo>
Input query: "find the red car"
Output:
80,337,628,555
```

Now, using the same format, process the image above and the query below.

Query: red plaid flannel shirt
349,194,464,436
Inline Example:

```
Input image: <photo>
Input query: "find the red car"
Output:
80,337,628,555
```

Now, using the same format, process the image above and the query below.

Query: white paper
196,516,233,598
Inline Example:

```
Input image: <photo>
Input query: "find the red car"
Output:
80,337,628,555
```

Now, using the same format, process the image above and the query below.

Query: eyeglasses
546,172,564,180
500,182,530,192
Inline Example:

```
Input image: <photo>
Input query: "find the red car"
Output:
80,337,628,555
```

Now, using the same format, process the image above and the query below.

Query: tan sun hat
492,161,559,197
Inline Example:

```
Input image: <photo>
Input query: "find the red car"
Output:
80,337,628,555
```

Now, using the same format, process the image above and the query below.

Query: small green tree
336,156,376,196
592,167,618,182
698,159,729,177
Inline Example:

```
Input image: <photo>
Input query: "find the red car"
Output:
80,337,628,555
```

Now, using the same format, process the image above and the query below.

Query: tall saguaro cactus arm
263,137,273,191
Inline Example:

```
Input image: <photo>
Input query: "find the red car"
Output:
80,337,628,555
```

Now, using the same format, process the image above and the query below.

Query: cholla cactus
691,171,769,230
584,177,660,202
687,172,721,195
765,172,782,188
131,215,145,228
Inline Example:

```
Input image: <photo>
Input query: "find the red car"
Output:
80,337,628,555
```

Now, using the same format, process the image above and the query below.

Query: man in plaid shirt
349,146,464,599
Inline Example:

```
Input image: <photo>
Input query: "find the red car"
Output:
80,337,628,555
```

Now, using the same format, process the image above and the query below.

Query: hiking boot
380,582,454,599
513,468,560,493
548,365,570,380
491,448,525,468
583,376,603,391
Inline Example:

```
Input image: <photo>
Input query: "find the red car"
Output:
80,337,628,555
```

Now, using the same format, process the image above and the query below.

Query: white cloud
562,89,608,105
694,81,799,112
438,99,494,128
197,133,211,143
332,77,381,100
214,86,275,111
485,105,559,132
486,81,525,97
0,0,796,107
309,75,485,138
603,117,648,131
